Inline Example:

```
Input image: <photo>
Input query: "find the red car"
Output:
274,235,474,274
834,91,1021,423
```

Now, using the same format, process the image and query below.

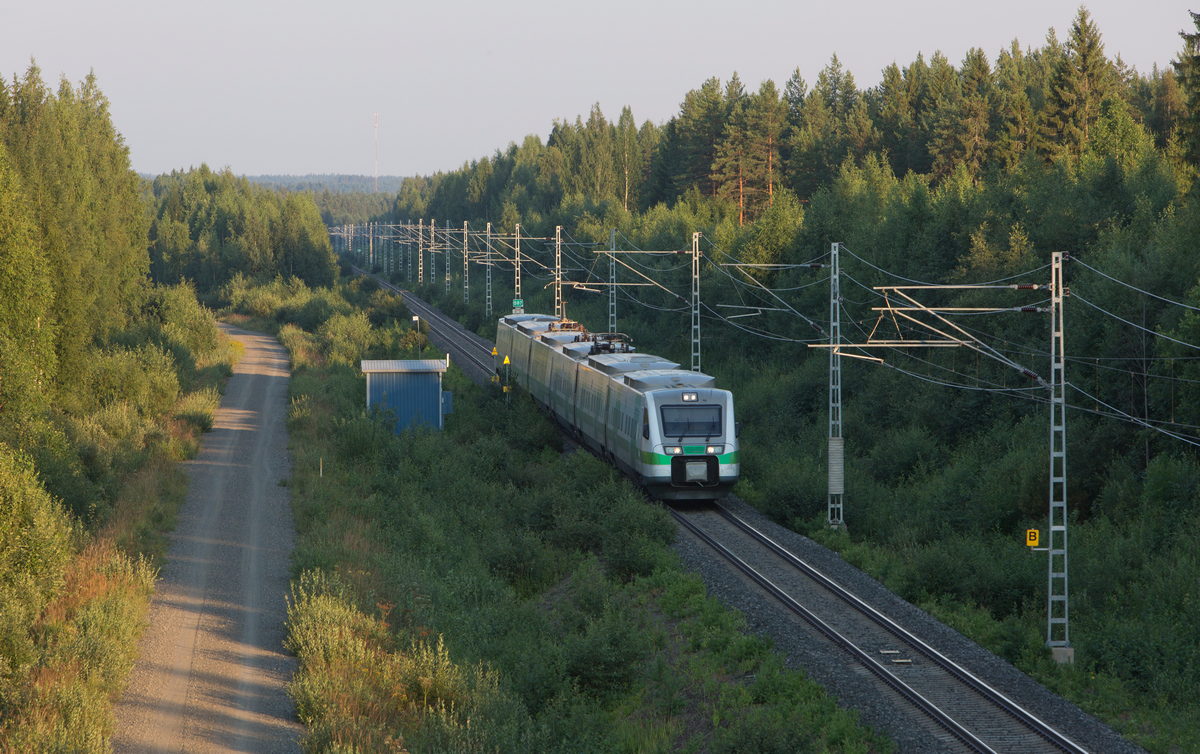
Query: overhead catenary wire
1067,382,1200,448
700,240,827,334
840,305,1044,394
1073,258,1200,313
1073,294,1200,352
369,223,1200,451
840,245,1051,287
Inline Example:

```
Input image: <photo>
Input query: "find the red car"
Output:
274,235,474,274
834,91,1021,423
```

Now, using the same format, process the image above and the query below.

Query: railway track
354,271,1124,753
353,266,496,378
672,504,1089,754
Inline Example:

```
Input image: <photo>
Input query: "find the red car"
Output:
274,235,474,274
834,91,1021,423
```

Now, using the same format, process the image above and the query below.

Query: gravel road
112,324,301,754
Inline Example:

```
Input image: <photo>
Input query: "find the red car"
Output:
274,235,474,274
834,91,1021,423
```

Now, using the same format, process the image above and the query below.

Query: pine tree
878,62,916,175
1173,10,1200,164
787,91,840,199
714,98,751,225
673,77,726,197
924,53,964,181
580,103,616,201
843,98,881,165
814,54,858,120
637,119,663,209
1039,7,1114,160
747,80,788,210
784,68,808,131
995,41,1037,168
615,106,641,211
957,48,995,182
1147,68,1185,149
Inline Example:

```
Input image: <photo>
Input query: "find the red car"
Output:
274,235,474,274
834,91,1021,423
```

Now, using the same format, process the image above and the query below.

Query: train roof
561,342,593,360
587,352,677,375
622,369,716,391
500,313,557,326
540,331,586,346
516,321,555,336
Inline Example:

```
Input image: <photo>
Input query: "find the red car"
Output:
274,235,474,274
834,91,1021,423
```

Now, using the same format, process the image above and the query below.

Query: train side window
642,407,649,439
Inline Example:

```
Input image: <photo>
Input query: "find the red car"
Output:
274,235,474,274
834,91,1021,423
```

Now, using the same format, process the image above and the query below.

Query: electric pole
514,224,522,314
609,229,617,333
828,242,844,530
691,232,701,373
555,226,562,319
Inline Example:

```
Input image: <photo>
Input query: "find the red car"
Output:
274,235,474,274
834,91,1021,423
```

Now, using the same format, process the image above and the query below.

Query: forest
2,5,1199,752
353,8,1200,751
241,175,401,227
0,64,337,748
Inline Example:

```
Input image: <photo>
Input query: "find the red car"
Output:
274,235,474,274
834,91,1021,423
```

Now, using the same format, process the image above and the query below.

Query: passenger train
494,314,739,500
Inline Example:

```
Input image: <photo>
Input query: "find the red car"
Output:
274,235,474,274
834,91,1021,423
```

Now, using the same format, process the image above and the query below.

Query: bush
86,346,180,419
366,289,408,328
0,445,71,701
173,387,220,432
318,313,374,366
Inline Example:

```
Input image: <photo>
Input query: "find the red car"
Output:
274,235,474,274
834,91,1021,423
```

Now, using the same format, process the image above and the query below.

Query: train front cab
633,375,739,501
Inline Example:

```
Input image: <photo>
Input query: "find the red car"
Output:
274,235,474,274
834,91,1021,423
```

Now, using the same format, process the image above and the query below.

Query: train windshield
660,405,722,439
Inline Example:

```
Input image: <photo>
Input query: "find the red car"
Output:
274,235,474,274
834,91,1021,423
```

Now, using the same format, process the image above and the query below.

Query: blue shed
361,358,453,432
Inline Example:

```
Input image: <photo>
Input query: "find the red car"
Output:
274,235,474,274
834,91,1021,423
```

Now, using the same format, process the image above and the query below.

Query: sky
2,0,1189,179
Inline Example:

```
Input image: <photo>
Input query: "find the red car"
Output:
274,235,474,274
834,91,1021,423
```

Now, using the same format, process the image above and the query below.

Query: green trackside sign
513,299,524,308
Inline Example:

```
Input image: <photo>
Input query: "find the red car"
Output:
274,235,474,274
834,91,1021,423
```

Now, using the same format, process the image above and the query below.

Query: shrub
318,313,374,366
174,387,220,432
366,290,408,328
86,346,180,419
0,445,71,701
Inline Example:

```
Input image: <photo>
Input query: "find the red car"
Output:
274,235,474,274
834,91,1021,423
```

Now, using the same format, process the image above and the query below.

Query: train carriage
495,314,739,501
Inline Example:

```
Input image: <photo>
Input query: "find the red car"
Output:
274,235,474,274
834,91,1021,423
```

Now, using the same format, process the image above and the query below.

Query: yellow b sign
1026,529,1040,547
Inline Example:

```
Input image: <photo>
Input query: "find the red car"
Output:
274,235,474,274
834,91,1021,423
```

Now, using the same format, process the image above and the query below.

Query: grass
279,334,893,753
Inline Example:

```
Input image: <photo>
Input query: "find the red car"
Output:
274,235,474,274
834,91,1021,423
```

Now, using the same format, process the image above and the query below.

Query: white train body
495,314,739,500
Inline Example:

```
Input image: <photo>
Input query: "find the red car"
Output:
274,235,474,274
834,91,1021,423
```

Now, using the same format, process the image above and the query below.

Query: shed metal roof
360,359,449,374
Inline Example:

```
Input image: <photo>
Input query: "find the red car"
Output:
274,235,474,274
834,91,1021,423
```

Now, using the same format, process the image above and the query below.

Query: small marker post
503,355,511,404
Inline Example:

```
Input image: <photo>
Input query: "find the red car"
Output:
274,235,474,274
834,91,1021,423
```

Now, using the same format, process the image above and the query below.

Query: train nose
671,455,719,486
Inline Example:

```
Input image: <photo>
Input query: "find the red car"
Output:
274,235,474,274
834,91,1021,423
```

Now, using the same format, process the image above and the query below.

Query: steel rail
710,504,1090,754
400,293,496,376
669,508,999,754
351,266,496,376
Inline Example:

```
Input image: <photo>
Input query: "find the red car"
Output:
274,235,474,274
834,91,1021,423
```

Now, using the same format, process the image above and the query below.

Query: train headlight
682,392,698,402
706,445,723,455
665,446,683,455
